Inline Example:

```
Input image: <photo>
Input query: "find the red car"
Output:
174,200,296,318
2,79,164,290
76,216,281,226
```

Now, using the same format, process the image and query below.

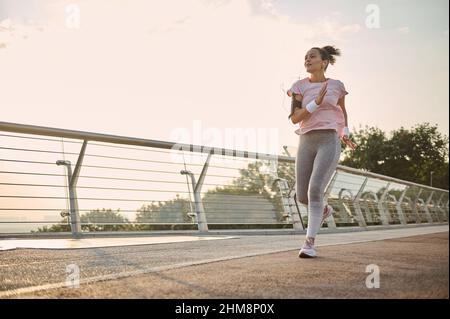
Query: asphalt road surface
0,226,448,298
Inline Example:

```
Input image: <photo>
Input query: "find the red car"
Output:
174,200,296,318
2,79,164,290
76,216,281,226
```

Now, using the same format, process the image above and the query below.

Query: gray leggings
295,129,341,237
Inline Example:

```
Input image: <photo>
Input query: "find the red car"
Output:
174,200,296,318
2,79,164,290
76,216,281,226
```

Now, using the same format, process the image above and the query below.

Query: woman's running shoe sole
299,251,316,258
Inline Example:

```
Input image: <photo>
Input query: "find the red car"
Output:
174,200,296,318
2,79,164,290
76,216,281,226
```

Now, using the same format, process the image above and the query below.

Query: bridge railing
0,121,448,237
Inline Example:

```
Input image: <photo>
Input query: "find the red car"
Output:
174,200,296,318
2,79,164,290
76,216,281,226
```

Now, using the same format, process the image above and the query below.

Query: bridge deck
0,225,448,298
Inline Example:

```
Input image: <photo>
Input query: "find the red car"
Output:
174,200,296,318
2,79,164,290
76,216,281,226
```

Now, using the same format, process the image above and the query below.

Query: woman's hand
315,82,327,105
341,135,357,150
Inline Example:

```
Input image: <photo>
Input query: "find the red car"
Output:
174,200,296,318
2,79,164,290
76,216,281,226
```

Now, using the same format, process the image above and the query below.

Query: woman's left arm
337,96,357,150
337,96,348,127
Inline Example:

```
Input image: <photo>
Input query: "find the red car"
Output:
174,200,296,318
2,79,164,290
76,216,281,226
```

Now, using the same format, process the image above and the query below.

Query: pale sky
0,0,448,155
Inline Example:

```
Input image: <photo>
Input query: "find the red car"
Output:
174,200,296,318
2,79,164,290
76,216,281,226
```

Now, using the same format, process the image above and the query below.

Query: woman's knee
308,183,323,202
295,182,308,204
296,192,309,205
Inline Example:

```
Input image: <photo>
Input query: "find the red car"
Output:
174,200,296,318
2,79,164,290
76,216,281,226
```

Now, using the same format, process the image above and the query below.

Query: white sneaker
321,204,333,226
299,238,316,258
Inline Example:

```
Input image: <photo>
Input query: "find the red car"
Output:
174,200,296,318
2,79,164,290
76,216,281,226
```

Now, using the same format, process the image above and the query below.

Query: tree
135,194,193,224
340,126,388,173
341,123,449,189
36,208,132,232
80,208,131,231
201,159,294,222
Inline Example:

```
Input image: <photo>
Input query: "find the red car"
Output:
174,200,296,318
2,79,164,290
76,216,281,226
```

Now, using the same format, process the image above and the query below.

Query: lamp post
430,171,434,187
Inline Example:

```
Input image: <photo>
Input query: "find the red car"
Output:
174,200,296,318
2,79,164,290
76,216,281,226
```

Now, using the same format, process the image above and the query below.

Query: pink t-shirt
288,77,348,136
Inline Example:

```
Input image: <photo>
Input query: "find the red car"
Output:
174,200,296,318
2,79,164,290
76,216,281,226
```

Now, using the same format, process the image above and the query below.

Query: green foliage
135,194,193,223
201,160,293,222
341,123,449,189
80,208,131,231
36,208,133,232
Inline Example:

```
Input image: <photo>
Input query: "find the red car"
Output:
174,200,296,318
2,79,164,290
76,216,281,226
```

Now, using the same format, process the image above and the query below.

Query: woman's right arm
289,94,309,124
290,82,328,124
290,107,309,124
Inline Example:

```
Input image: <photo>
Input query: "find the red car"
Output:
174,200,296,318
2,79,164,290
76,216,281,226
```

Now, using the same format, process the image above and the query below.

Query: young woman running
287,45,357,258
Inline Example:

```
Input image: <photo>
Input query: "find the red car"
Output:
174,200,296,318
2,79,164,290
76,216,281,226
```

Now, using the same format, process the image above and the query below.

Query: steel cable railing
0,121,448,236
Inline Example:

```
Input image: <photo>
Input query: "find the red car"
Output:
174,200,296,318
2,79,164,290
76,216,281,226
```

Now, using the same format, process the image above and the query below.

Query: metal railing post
55,140,87,237
353,176,368,228
424,191,435,223
435,193,445,222
396,187,409,225
403,196,414,223
412,188,423,224
180,151,212,233
446,199,449,220
377,183,391,225
274,179,304,230
56,162,81,236
181,172,208,232
362,192,379,224
417,199,428,223
338,189,356,225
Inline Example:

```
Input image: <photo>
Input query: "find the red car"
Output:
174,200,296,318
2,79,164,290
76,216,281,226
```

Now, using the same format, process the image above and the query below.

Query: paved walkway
0,225,448,298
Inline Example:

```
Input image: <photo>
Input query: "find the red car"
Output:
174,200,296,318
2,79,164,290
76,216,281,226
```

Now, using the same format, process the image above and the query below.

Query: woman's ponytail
312,45,341,70
321,45,341,65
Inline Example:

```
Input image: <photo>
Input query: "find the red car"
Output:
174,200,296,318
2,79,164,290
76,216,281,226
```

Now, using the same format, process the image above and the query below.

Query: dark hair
311,45,341,70
288,92,302,119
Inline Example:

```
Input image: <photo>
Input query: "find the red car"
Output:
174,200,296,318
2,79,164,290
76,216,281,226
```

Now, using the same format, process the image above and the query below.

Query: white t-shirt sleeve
287,80,303,97
339,80,349,98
